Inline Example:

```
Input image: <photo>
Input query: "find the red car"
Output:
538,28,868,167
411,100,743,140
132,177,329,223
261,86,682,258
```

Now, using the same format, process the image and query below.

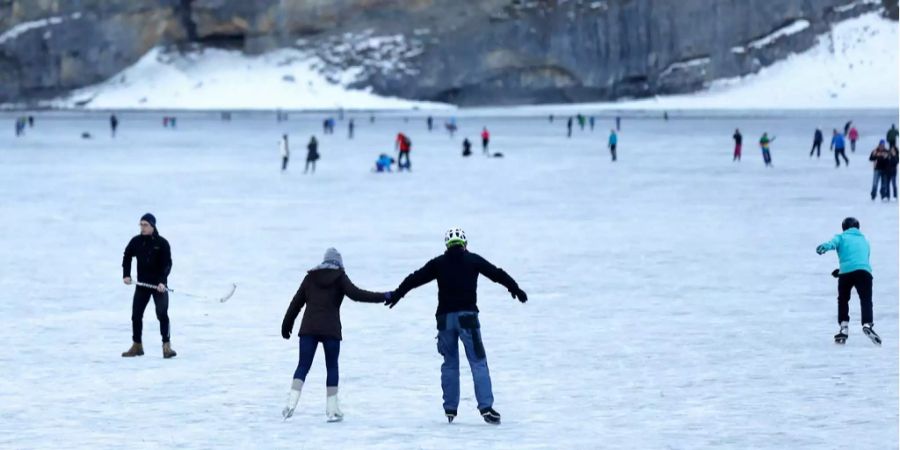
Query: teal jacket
818,228,872,274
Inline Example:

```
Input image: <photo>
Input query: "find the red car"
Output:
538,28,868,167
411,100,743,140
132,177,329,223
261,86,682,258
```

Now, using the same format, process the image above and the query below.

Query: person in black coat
305,136,319,174
384,228,527,425
121,213,175,358
810,128,823,158
280,248,386,421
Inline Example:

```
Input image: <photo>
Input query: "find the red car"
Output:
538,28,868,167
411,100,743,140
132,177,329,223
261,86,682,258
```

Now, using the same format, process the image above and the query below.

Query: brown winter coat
281,269,383,340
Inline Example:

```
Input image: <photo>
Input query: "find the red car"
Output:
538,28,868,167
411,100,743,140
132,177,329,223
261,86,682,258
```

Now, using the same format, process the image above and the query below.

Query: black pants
304,159,315,173
282,157,288,171
132,287,170,343
834,148,848,167
837,270,873,325
482,138,489,154
810,141,821,157
398,151,411,168
610,144,617,161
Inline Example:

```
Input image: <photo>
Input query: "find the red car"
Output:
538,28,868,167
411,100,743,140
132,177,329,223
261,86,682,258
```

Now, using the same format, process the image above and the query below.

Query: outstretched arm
341,274,385,303
281,278,308,339
816,235,842,255
388,259,438,307
474,255,527,302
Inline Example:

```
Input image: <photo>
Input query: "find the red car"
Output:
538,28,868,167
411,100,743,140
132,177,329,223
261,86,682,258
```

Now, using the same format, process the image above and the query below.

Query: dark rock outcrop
0,0,891,106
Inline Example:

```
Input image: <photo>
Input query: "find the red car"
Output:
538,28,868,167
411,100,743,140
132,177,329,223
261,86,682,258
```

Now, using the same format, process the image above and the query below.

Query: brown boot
162,342,177,359
121,342,144,357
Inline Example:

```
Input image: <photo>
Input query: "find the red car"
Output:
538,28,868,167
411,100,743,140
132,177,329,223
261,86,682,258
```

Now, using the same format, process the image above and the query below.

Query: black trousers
837,270,873,325
610,144,617,161
834,148,848,167
482,138,489,154
398,151,411,168
810,141,821,157
132,287,170,343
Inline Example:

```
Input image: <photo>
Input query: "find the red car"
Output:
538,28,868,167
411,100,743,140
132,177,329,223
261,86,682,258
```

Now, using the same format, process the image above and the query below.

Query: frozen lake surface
0,110,897,449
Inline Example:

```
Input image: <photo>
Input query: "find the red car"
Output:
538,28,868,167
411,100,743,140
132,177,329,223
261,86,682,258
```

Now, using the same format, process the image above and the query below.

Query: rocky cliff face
0,0,893,106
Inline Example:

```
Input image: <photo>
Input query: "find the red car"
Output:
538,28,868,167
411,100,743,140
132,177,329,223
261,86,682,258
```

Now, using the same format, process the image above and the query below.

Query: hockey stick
133,281,237,303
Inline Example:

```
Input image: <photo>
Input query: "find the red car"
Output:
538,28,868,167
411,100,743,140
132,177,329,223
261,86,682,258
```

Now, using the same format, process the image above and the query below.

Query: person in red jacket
481,127,490,155
396,132,412,171
848,126,859,152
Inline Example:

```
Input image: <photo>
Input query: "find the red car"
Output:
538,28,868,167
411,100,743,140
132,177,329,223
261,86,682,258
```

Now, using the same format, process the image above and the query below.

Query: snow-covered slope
50,47,451,111
45,12,897,111
616,11,898,110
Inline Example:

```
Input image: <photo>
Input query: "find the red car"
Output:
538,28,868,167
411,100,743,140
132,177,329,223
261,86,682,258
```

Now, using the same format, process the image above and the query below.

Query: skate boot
162,342,177,359
282,379,303,420
480,407,501,425
834,321,849,344
445,408,457,423
862,323,882,346
326,390,343,422
121,342,144,357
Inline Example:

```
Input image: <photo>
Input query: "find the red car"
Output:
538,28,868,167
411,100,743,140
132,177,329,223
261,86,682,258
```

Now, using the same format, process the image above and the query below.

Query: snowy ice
0,109,896,449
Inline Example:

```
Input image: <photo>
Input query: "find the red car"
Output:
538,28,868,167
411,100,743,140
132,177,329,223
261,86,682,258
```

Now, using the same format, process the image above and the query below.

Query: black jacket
394,246,520,315
870,149,892,172
281,268,383,340
122,232,172,285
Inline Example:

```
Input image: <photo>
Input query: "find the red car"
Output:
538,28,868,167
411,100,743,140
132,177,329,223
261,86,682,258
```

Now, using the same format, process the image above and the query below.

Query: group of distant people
731,122,899,201
731,129,776,166
13,115,33,136
279,134,319,174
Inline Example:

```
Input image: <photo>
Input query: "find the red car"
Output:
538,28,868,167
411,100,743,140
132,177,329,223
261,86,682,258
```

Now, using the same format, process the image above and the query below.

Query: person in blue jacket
816,217,880,344
830,129,849,168
608,129,618,161
375,153,394,172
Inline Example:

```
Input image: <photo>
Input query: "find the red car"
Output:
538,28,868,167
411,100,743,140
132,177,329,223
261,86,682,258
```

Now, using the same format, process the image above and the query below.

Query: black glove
510,288,528,303
384,291,401,308
281,329,291,340
831,269,840,278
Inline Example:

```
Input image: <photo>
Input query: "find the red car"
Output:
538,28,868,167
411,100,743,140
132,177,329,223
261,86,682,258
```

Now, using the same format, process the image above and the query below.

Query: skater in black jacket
121,213,176,358
385,227,527,425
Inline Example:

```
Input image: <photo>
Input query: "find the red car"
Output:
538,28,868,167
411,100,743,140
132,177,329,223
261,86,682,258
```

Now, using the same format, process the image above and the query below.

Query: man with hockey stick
816,217,881,345
384,228,527,425
122,213,176,358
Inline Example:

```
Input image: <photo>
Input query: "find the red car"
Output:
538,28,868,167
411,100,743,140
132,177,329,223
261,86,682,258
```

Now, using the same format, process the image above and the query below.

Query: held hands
510,288,528,303
383,291,401,309
816,244,828,255
157,283,167,293
123,277,132,285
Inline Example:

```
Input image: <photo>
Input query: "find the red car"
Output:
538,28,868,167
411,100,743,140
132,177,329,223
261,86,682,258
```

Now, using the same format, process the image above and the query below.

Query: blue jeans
436,312,493,410
293,335,340,387
871,170,889,199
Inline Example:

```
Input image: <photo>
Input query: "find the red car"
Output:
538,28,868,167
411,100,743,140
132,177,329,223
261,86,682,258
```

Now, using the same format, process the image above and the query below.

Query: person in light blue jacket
816,217,880,345
608,129,618,162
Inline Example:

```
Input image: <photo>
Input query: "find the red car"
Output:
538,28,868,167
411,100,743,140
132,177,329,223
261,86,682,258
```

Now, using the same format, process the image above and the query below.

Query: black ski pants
837,270,873,325
132,287,170,343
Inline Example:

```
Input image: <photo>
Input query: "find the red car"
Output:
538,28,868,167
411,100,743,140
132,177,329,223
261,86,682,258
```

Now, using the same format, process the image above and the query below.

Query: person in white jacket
280,134,290,171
